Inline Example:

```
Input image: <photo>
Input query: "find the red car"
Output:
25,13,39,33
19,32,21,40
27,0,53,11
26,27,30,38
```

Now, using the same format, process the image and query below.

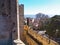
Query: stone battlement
27,29,59,45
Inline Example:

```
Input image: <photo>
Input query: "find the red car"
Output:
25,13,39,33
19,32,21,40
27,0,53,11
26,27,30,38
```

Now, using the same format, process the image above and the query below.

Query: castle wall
19,4,25,42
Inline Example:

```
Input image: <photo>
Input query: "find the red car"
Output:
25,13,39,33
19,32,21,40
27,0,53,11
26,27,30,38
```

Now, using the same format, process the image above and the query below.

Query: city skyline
19,0,60,16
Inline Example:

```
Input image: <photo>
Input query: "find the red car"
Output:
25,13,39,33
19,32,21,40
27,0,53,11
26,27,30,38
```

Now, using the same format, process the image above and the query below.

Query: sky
18,0,60,16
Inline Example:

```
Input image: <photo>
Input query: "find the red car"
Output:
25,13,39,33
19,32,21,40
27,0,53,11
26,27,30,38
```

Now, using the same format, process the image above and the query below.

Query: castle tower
0,0,17,45
19,4,24,42
13,0,25,45
0,0,25,45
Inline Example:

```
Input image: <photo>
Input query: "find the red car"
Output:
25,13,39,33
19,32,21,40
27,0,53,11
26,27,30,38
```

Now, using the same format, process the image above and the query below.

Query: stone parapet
26,29,59,45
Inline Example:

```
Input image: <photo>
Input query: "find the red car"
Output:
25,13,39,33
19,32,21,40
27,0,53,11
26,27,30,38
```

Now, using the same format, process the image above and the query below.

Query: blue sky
18,0,60,16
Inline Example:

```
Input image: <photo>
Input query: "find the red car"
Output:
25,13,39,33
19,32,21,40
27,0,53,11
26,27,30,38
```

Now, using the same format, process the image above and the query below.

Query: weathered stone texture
19,4,24,42
0,0,24,44
0,0,17,41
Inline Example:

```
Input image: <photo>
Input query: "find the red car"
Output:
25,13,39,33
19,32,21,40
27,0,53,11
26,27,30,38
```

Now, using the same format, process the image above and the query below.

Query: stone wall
19,4,25,42
24,29,59,45
0,0,17,44
10,0,17,40
24,30,38,45
0,0,12,41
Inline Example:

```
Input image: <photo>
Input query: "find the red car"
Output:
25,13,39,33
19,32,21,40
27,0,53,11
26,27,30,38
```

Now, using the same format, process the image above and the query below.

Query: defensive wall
24,28,59,45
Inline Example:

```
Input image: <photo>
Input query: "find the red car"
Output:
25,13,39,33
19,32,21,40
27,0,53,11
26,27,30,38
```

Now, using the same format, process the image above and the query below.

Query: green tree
46,15,60,38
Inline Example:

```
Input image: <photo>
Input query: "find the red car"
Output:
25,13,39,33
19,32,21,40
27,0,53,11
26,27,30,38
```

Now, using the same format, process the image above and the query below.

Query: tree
36,13,49,30
46,15,60,38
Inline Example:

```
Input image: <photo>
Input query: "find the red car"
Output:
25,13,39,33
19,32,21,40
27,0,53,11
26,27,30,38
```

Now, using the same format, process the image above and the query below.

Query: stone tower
19,4,24,42
0,0,17,44
0,0,25,45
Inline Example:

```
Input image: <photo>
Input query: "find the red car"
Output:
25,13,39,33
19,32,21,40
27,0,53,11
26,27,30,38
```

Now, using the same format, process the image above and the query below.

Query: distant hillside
24,15,36,18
